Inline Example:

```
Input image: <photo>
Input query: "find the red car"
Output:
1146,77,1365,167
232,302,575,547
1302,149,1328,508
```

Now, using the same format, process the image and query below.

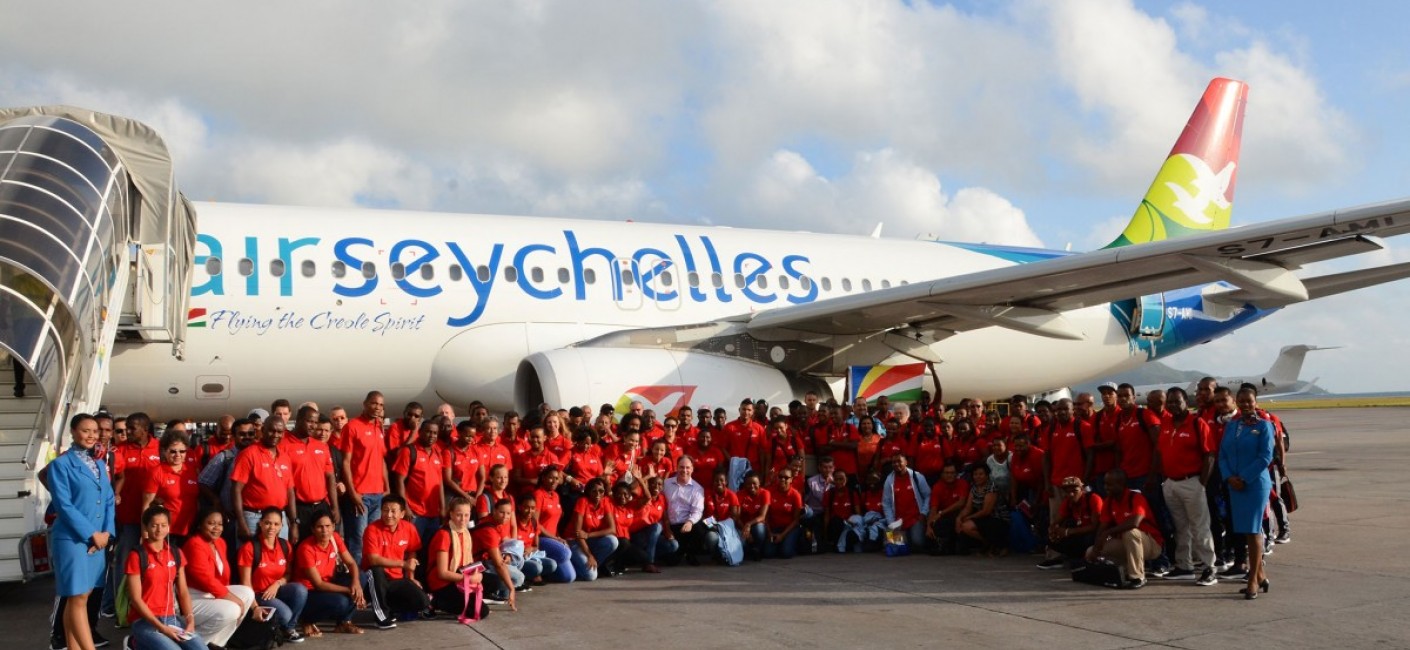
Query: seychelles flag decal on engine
615,385,698,420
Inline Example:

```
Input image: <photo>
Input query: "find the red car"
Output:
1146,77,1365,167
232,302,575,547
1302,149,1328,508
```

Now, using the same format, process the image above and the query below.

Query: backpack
226,614,283,650
115,542,183,628
1071,559,1125,588
251,538,292,572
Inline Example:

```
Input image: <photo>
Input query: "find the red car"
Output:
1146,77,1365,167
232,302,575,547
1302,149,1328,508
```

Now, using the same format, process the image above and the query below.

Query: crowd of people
44,378,1292,650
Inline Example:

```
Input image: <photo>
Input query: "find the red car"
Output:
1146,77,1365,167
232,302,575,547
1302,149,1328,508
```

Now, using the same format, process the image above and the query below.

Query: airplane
21,77,1410,421
1130,344,1337,402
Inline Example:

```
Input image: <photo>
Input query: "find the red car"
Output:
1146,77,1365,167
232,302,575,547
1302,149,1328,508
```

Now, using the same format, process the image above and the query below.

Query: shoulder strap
252,540,262,568
279,538,291,559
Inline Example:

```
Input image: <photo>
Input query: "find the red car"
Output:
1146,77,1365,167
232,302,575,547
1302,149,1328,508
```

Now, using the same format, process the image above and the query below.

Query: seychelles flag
849,363,926,404
187,307,207,328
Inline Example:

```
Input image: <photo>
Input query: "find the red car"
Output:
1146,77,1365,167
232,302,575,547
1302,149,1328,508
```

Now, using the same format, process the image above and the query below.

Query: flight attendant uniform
1219,416,1276,535
49,448,116,596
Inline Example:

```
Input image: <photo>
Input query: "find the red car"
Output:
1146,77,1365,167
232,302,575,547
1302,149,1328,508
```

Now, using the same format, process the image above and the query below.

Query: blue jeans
343,494,383,565
538,536,575,583
256,583,308,633
629,523,667,564
101,524,141,615
520,555,557,582
483,564,524,600
412,515,441,554
569,536,618,581
301,590,355,625
747,522,767,553
131,615,207,650
764,527,801,559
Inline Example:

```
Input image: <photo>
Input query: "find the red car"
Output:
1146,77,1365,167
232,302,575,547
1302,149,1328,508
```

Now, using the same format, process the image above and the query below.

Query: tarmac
4,407,1407,649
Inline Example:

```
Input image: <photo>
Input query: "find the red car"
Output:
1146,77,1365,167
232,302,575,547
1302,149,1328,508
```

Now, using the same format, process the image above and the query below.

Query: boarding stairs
0,108,195,581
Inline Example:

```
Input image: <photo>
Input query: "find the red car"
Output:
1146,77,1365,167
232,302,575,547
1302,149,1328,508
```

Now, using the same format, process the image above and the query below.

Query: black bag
226,615,282,650
1071,560,1125,588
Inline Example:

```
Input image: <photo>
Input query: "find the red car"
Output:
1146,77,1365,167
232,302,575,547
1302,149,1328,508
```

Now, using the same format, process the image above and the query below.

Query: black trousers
365,566,430,623
669,522,707,559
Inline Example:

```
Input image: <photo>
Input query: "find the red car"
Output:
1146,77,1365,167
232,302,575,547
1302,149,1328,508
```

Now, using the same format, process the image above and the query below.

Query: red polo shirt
392,444,445,517
766,485,803,529
339,415,387,495
737,488,771,522
114,437,161,525
443,444,483,494
361,519,421,578
1115,407,1161,478
722,419,765,466
1158,413,1214,478
1100,489,1163,546
574,497,613,535
230,444,293,510
238,538,291,593
534,488,563,536
283,435,334,504
145,463,200,535
706,488,739,521
928,478,969,513
124,542,178,624
1009,448,1046,492
296,534,349,589
1046,420,1090,487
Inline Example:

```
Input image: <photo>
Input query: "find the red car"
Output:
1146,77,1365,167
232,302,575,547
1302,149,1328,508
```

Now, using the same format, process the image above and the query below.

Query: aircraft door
614,258,642,310
1131,293,1166,339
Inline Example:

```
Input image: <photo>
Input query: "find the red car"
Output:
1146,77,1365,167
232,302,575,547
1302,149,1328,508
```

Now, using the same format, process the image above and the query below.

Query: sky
2,0,1407,391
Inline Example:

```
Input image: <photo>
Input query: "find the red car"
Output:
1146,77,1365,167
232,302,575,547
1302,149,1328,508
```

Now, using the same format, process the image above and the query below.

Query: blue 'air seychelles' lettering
192,230,819,326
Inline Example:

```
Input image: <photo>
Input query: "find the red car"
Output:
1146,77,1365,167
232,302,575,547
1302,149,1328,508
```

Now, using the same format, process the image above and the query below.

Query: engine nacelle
515,348,831,416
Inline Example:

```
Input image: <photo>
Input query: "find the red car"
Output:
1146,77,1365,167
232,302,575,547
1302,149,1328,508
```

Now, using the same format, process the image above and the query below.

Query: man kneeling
362,496,431,628
1084,470,1164,589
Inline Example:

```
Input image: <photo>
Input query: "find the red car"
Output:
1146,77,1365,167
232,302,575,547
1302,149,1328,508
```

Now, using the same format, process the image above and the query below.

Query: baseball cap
1097,382,1118,394
247,408,270,420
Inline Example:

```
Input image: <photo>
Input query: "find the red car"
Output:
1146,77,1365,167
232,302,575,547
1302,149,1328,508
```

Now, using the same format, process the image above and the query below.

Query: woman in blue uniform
49,413,117,650
1219,388,1275,600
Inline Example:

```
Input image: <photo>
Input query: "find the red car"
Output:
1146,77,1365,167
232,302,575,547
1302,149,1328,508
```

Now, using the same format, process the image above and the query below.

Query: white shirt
663,477,705,525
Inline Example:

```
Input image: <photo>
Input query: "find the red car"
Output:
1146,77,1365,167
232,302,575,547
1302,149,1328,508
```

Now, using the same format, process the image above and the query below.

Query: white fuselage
104,202,1142,417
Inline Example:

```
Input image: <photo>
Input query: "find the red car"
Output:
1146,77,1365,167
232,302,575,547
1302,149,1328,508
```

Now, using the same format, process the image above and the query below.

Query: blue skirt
1228,473,1272,535
53,535,107,597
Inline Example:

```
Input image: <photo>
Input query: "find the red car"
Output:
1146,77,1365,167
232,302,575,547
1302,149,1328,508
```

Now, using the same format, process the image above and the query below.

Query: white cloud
739,148,1044,246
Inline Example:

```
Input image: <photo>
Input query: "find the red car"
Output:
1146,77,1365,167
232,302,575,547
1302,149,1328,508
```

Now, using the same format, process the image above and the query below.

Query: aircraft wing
743,198,1410,341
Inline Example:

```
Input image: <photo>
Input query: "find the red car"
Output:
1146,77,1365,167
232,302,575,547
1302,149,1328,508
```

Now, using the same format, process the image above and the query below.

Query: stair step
0,478,29,496
0,558,22,582
0,397,43,413
0,498,24,517
0,463,30,481
0,412,37,429
0,516,29,537
0,428,34,444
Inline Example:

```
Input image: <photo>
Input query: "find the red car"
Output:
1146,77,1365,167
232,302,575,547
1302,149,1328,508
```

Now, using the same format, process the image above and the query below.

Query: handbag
458,562,487,624
1071,560,1125,588
1279,475,1299,514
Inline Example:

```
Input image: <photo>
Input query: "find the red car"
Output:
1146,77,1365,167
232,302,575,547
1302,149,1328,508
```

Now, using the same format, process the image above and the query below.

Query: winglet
1104,78,1248,249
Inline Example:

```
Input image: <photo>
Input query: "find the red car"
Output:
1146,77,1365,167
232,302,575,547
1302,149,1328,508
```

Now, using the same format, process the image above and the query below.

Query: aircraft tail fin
1104,78,1248,249
1263,344,1336,386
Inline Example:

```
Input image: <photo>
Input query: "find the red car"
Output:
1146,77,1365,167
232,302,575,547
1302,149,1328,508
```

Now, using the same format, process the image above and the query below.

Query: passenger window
361,262,375,279
269,259,285,277
584,268,597,285
711,272,723,288
331,261,346,278
391,262,406,280
661,271,674,287
688,271,700,287
301,260,315,278
841,278,852,292
476,265,490,282
621,268,635,286
881,279,891,289
733,273,745,288
237,258,253,277
420,264,434,281
531,267,544,283
801,276,812,291
204,257,222,276
821,277,832,291
504,266,518,283
558,268,570,284
449,265,464,281
778,275,790,290
757,274,769,289
862,279,873,291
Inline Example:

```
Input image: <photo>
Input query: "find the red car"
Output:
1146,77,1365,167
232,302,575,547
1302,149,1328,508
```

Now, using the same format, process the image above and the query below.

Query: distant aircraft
11,78,1410,419
1134,344,1336,401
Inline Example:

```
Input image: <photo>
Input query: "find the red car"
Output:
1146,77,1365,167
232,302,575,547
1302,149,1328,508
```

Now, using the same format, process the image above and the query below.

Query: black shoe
1220,565,1248,580
419,608,436,621
1163,567,1196,580
1035,558,1065,570
685,553,701,566
1260,578,1270,593
1195,567,1218,586
49,637,66,650
284,629,306,644
1274,530,1291,544
93,632,110,648
375,618,397,630
1122,578,1146,590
